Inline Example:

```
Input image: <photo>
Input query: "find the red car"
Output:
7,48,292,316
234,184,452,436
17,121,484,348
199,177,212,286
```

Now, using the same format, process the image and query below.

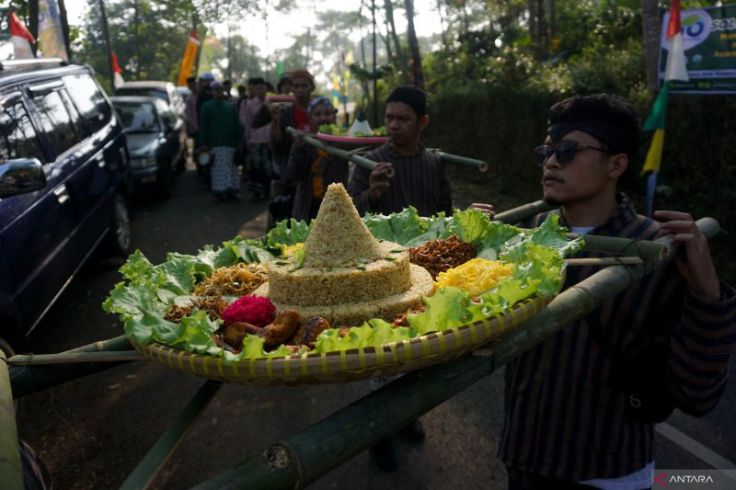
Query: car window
0,98,45,164
32,90,80,157
63,73,112,134
115,102,161,133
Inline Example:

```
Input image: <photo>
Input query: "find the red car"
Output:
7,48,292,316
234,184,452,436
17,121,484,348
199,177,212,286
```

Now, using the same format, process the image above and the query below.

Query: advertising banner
659,4,736,93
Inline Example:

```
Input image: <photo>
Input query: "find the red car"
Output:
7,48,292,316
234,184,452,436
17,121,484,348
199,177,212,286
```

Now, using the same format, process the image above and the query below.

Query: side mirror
0,158,47,198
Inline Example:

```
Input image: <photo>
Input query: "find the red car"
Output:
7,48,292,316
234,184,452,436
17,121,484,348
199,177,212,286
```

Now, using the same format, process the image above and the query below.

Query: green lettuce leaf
364,207,434,245
314,318,416,352
529,214,585,257
408,287,474,334
265,219,311,253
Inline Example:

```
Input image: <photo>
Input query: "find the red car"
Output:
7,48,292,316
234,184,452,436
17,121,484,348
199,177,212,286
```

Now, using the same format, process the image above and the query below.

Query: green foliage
78,0,202,89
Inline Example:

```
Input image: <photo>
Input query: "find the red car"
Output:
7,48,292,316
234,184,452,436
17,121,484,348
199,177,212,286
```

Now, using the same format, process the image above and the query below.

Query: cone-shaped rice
302,183,383,268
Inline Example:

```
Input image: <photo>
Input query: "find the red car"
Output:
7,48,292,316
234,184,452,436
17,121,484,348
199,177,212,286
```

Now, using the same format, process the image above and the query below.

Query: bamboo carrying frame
131,295,548,385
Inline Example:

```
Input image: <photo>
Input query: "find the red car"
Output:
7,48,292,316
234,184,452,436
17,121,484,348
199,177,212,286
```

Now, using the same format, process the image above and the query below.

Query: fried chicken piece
392,304,427,327
221,321,262,350
262,311,302,349
291,316,331,346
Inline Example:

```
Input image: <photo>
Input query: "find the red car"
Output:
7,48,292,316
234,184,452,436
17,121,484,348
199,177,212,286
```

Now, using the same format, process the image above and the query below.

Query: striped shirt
499,195,736,482
347,143,452,217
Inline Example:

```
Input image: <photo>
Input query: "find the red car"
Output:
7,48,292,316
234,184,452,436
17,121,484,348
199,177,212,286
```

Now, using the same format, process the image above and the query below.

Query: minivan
0,58,133,355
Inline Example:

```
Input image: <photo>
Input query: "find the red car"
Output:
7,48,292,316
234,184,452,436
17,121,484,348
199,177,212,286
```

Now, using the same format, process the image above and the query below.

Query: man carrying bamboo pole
494,94,736,489
285,97,349,221
347,86,452,217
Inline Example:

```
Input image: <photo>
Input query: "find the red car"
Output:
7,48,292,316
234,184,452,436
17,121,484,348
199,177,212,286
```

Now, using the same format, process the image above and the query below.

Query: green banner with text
659,4,736,94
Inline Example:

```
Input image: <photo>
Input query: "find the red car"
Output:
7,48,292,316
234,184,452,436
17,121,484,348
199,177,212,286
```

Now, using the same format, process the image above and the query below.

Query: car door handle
54,184,70,204
95,154,106,168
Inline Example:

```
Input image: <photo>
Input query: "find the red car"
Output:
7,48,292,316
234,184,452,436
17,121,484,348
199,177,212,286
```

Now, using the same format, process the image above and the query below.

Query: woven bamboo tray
130,295,548,385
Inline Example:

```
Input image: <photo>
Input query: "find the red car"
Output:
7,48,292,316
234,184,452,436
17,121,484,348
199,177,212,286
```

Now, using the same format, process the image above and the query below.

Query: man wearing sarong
241,77,274,201
199,81,243,201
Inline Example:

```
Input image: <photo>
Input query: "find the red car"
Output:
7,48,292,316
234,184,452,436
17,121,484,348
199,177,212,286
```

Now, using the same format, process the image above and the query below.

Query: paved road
14,165,736,489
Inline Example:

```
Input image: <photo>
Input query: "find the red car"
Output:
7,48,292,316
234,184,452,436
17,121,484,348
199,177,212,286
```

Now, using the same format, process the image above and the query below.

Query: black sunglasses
534,141,614,166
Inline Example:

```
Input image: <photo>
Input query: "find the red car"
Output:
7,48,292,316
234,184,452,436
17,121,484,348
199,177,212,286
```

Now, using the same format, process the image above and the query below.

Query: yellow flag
177,32,200,87
642,128,665,174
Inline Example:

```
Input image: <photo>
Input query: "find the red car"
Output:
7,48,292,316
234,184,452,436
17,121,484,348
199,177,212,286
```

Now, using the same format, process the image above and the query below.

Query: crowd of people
180,69,451,224
179,70,736,489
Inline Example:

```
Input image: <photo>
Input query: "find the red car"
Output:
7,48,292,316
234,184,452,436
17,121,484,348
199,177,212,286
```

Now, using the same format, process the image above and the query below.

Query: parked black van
0,58,133,355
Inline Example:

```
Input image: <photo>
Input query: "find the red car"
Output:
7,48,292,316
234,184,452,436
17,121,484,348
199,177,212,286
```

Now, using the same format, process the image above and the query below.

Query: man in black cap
493,93,736,489
348,86,452,217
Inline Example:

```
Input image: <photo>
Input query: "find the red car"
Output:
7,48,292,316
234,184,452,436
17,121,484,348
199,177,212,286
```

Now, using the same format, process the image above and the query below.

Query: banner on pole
177,31,200,87
659,4,736,94
38,0,68,61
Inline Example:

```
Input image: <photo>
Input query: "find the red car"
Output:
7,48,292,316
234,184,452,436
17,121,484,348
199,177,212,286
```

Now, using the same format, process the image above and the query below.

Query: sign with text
659,4,736,93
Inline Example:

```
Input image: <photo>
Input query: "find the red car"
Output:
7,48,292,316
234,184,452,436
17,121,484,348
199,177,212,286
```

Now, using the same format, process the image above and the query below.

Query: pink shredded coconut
221,295,276,327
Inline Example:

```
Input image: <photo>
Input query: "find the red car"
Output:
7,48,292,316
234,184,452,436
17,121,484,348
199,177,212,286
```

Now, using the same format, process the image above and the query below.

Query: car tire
102,193,132,258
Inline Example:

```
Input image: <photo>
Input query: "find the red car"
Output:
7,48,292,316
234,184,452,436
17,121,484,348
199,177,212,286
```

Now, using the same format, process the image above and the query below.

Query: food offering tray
129,295,547,385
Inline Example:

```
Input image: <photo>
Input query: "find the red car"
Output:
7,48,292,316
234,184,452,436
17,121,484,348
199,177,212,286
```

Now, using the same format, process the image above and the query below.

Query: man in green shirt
199,81,243,200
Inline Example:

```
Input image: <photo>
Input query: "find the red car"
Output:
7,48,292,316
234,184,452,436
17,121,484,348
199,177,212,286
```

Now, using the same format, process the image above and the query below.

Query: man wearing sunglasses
497,94,735,490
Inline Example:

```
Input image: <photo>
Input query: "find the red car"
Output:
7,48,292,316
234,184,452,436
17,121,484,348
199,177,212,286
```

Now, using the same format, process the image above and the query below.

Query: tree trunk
380,25,394,64
58,0,71,60
29,0,39,55
436,0,448,48
383,0,409,82
97,0,116,92
404,0,424,89
527,0,536,47
641,0,662,94
535,0,546,57
133,0,140,79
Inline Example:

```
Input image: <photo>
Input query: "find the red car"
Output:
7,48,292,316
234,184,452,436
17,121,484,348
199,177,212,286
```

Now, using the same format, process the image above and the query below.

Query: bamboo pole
576,233,670,260
10,336,135,398
121,381,222,490
7,351,143,366
428,149,489,172
493,199,551,224
286,127,395,178
566,257,643,267
65,335,132,353
193,218,718,489
0,351,23,490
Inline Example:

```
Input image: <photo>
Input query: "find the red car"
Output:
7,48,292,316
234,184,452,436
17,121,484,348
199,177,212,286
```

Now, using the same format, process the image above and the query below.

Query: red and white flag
112,53,125,88
9,12,35,59
664,0,689,81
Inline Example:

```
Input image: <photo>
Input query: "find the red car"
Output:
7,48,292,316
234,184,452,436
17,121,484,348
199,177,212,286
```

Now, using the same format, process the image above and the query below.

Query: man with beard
495,94,736,489
348,86,452,217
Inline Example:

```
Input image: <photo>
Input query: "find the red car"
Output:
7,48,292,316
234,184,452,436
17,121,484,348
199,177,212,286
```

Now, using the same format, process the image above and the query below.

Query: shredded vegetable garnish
193,263,267,298
165,297,230,323
434,258,514,296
